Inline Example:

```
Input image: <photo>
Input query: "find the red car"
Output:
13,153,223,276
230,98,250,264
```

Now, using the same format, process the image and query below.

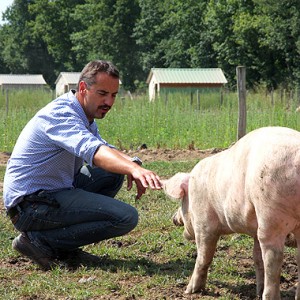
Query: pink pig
163,126,300,299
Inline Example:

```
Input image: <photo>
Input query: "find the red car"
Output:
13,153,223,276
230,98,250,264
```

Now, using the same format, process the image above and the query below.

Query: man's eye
97,91,106,96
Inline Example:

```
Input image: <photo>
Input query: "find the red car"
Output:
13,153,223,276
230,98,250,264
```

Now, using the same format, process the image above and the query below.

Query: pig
163,126,300,299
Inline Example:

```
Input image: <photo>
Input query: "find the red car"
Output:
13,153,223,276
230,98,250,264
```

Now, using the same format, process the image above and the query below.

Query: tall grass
0,89,54,152
0,88,300,152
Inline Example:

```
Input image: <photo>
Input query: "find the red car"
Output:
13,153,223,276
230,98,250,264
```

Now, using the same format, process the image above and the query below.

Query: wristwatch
131,156,143,166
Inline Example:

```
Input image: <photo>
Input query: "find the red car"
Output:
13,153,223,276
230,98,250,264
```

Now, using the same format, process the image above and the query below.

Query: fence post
220,88,223,106
237,66,246,140
5,89,9,116
190,91,193,106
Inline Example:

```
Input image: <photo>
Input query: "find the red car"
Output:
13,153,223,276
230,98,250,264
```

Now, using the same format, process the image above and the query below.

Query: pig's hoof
285,233,297,248
184,284,204,294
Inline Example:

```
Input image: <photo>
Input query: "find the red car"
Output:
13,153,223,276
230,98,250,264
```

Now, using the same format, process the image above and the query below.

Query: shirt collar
68,90,95,128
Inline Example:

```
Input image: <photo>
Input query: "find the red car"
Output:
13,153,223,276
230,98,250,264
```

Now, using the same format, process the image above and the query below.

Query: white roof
147,68,227,84
55,72,80,85
0,74,47,85
55,72,122,85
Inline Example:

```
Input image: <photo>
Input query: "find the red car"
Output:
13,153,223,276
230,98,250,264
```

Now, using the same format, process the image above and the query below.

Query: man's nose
104,95,115,106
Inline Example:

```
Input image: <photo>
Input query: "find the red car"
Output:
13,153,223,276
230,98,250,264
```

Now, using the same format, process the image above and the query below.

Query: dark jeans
13,166,138,257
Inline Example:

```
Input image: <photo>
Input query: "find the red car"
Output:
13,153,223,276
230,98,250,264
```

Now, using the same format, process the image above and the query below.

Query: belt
7,191,60,225
7,201,32,224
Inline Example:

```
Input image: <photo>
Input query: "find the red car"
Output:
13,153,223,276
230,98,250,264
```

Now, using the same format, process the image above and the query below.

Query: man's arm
93,145,162,199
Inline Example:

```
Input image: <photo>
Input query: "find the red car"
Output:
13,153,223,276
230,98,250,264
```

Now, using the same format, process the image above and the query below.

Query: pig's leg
185,234,219,294
294,231,300,300
258,235,284,300
253,237,264,297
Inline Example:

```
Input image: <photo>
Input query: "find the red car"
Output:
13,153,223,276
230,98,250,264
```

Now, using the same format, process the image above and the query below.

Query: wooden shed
0,74,47,92
55,72,124,97
55,72,80,97
146,68,227,101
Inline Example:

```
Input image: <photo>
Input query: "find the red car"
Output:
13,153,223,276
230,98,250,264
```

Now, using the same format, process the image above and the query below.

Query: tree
133,0,168,73
28,0,85,85
71,0,141,91
253,0,300,88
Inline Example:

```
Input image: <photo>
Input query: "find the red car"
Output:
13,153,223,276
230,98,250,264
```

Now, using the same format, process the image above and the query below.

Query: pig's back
190,126,300,235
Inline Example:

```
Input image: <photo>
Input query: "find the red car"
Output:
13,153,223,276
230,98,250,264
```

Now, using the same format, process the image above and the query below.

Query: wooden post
270,87,274,106
5,89,9,116
237,66,246,140
220,88,223,106
196,90,200,110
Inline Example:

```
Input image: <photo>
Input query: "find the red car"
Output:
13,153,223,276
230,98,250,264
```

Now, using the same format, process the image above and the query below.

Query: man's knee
120,205,139,233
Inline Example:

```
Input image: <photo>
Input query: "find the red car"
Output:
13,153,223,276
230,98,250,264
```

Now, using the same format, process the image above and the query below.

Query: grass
0,159,297,299
0,89,299,298
0,160,197,299
1,88,300,152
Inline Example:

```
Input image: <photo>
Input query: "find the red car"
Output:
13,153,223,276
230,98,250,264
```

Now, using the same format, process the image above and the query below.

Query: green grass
0,160,196,299
0,160,297,299
0,89,299,298
1,89,300,152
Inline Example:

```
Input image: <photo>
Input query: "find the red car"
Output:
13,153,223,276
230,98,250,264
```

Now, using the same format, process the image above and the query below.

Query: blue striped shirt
3,90,114,209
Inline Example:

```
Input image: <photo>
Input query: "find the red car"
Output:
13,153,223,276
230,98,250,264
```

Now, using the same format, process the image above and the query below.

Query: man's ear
78,81,87,94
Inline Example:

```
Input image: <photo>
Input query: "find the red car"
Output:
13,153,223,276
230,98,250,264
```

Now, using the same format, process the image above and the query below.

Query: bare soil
0,149,298,299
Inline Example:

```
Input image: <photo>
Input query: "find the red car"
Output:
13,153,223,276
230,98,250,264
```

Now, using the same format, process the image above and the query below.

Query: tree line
0,0,299,93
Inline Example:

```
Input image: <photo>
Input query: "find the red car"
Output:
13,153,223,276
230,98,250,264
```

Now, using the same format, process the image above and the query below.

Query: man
3,60,162,270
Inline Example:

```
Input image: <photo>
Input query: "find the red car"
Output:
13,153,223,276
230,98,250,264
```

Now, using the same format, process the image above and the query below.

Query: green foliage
1,0,300,91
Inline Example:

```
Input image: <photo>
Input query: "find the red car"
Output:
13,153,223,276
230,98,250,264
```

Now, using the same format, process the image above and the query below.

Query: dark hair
77,60,119,89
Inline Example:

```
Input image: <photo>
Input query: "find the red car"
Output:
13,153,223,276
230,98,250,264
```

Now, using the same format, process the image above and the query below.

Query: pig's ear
163,173,189,200
180,174,189,195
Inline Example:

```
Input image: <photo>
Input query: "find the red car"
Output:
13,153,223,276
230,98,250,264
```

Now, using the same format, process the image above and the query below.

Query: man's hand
93,146,162,199
127,167,162,200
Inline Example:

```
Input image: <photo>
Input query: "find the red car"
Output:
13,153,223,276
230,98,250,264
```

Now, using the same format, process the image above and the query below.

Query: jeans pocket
14,204,63,232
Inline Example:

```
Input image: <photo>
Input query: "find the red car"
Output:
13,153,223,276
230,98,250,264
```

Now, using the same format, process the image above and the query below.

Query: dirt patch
0,152,10,166
0,148,222,166
0,148,219,195
124,147,223,162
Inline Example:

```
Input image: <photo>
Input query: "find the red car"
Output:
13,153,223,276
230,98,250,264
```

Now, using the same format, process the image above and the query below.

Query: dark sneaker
12,233,56,271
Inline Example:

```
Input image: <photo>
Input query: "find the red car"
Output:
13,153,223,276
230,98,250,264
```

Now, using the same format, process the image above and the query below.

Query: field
0,89,300,299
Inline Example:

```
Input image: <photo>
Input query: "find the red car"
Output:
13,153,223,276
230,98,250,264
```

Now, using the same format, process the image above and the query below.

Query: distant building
55,72,80,97
0,74,47,91
55,72,124,97
146,68,227,101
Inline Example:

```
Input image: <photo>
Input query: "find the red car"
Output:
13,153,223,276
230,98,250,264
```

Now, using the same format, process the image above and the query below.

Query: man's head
76,60,120,122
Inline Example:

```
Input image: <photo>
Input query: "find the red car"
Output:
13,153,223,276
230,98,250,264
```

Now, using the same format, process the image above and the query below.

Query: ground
122,147,222,163
0,148,219,166
0,149,298,299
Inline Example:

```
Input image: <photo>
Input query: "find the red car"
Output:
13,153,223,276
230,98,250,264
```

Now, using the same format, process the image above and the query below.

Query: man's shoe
12,233,55,271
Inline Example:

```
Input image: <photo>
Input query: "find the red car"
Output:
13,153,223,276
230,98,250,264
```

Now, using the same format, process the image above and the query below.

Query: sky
0,0,14,24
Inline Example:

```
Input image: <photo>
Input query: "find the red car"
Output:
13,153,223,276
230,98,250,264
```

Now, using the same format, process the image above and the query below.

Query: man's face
80,72,119,122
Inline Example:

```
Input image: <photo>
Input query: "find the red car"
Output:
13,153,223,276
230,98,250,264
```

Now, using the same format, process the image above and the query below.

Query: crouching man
3,60,162,270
